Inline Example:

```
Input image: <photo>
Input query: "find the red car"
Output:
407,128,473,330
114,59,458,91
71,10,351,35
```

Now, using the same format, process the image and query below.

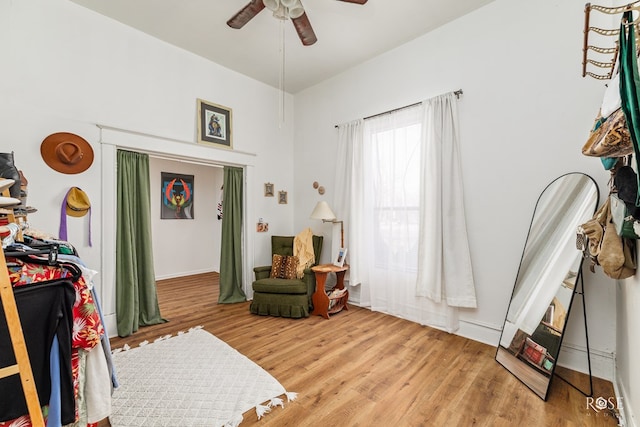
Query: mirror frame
495,172,599,401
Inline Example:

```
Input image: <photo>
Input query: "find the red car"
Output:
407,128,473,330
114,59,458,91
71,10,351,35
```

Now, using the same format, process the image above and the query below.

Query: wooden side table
310,264,349,319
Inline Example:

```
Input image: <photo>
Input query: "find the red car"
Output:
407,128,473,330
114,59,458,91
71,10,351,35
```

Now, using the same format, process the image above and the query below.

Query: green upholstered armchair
250,235,323,318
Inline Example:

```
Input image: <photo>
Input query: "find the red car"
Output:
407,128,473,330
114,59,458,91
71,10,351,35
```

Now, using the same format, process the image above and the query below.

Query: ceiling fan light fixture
272,3,288,20
280,0,297,8
263,0,280,12
288,1,305,19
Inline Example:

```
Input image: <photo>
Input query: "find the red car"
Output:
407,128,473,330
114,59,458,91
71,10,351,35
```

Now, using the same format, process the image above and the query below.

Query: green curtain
116,150,166,337
218,166,246,303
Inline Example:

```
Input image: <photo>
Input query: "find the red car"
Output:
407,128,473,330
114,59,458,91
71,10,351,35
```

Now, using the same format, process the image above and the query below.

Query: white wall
617,278,640,426
2,0,296,336
294,0,620,383
148,157,223,279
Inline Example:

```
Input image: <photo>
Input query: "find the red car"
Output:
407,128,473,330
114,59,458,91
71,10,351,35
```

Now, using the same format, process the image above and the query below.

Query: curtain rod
334,89,463,128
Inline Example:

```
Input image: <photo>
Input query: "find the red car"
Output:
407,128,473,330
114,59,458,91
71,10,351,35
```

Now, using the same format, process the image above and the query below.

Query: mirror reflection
496,173,598,400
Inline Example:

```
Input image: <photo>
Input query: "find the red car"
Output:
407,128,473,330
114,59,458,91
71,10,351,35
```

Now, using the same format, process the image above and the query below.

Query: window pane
370,122,421,272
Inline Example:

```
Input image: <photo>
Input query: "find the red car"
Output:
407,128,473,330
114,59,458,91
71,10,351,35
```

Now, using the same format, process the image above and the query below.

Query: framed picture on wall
161,172,194,219
197,98,232,149
278,191,288,204
264,183,274,197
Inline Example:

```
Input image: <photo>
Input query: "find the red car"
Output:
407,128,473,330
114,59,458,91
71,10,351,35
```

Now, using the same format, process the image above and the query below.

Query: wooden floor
109,272,620,427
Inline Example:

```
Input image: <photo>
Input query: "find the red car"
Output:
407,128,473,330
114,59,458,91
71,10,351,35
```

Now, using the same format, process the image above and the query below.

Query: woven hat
41,132,94,174
59,187,92,246
66,187,91,217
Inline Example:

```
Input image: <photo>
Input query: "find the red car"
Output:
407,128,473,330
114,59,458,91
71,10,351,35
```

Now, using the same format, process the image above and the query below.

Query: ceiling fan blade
337,0,368,4
291,12,318,46
227,0,266,29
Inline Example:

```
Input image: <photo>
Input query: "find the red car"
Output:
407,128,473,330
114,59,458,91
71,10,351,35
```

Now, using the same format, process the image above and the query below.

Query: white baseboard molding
155,268,218,281
556,342,614,382
614,354,635,427
457,319,502,347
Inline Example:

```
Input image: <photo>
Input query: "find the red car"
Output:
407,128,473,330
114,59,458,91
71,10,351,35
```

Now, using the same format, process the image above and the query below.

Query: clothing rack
582,1,640,80
0,247,45,427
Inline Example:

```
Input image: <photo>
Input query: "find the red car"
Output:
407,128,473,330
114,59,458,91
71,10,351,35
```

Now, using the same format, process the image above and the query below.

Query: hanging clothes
0,254,105,426
0,278,76,424
217,186,223,220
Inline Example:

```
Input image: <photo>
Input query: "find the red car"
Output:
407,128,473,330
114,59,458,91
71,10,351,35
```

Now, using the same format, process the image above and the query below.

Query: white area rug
110,327,295,426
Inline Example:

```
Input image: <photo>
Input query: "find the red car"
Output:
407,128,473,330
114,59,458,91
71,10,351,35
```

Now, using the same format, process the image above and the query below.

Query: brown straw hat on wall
41,132,94,174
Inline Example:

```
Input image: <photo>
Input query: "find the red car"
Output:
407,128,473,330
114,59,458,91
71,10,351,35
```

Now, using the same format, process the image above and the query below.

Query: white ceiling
70,0,495,94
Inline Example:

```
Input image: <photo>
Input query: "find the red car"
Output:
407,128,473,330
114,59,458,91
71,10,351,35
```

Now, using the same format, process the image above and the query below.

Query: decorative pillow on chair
270,254,299,279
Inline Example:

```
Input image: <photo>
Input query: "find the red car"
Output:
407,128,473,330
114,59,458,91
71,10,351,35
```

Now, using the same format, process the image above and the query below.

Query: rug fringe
254,392,298,420
256,403,271,420
224,413,243,427
270,397,284,408
154,334,171,342
286,391,298,402
111,325,206,353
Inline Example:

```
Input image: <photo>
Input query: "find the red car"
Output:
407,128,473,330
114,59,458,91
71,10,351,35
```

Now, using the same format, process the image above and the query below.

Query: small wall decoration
161,172,194,219
312,181,325,195
278,191,288,204
257,218,269,232
197,98,232,149
264,183,274,197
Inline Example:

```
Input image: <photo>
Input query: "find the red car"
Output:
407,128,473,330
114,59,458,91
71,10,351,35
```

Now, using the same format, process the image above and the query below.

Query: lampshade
263,0,279,12
280,0,297,8
288,1,304,19
310,201,336,221
272,4,287,19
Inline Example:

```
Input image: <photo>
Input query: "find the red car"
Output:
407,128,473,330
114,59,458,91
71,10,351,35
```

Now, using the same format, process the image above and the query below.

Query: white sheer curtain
415,93,477,310
335,91,474,332
334,119,366,301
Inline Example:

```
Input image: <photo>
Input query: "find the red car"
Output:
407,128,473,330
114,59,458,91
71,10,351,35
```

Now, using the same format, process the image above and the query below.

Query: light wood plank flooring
108,272,620,426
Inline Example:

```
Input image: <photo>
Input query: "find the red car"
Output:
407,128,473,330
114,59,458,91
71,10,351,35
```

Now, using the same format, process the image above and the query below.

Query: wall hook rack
582,1,640,80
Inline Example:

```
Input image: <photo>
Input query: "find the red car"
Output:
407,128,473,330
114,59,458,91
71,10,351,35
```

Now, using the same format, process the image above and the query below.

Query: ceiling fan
227,0,368,46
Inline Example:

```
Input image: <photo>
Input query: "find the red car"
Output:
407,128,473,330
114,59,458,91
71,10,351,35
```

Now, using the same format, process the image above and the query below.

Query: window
364,107,422,273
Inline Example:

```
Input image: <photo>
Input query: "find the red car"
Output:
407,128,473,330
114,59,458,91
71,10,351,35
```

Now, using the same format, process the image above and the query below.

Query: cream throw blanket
294,228,315,278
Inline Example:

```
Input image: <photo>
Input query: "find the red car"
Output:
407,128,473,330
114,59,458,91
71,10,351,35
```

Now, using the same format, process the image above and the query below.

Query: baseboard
556,342,614,382
614,353,635,427
457,319,502,347
155,268,217,281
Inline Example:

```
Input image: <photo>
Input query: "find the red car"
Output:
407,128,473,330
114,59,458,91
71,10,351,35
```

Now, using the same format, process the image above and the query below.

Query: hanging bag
610,192,640,238
582,109,633,157
598,202,637,279
582,35,634,159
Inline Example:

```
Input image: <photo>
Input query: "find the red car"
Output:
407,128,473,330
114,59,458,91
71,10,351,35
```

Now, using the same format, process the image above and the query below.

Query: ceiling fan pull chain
279,18,286,127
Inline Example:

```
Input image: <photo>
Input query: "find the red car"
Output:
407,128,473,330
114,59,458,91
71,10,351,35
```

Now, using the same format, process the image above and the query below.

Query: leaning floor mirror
495,172,599,400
